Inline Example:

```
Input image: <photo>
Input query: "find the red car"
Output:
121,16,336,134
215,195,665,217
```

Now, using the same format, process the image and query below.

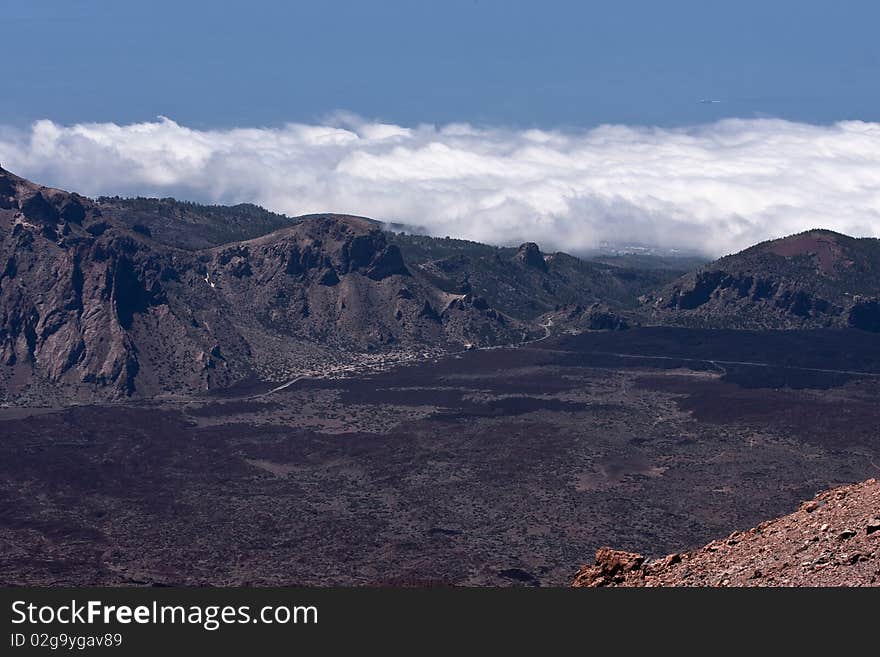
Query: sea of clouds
1,115,879,257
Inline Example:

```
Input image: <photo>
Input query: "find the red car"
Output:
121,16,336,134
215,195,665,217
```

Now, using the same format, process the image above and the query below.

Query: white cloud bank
2,115,880,256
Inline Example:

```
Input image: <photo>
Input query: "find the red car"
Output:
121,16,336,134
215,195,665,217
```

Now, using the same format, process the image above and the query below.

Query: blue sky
4,0,879,128
3,1,879,254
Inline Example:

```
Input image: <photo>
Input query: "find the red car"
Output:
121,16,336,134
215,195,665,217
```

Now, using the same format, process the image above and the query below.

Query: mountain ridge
0,166,531,404
3,166,879,405
646,229,880,330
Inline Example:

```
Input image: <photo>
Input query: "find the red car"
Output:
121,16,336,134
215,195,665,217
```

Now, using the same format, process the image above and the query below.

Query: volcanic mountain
646,230,880,330
573,478,880,587
0,167,528,404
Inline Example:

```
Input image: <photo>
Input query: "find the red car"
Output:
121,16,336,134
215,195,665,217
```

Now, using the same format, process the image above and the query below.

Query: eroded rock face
241,217,409,283
20,191,59,226
0,169,250,400
6,230,240,399
202,215,517,350
0,167,524,403
567,303,629,331
663,271,831,316
365,243,407,280
0,174,15,208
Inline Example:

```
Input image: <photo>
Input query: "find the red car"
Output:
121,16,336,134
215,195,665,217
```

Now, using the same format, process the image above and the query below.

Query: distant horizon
5,1,880,128
2,114,879,258
6,1,879,257
4,154,867,263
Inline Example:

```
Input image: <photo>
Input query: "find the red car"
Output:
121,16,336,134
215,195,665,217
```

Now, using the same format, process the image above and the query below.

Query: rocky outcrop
648,230,880,330
203,215,518,352
573,478,880,587
266,217,409,283
660,270,836,317
513,242,548,272
571,548,646,587
0,167,525,404
0,167,251,401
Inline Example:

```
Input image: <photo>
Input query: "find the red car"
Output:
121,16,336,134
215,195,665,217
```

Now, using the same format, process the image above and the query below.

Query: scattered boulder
572,548,646,587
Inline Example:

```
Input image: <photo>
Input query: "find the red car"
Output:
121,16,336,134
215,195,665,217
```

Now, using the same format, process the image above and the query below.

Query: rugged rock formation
204,215,519,353
0,167,525,404
0,168,253,402
573,478,880,587
513,242,548,272
648,230,880,330
5,166,879,406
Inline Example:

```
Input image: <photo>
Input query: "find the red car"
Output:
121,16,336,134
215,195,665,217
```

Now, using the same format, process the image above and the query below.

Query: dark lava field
2,328,879,586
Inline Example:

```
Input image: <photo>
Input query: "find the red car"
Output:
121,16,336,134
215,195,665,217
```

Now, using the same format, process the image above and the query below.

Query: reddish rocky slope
573,478,880,587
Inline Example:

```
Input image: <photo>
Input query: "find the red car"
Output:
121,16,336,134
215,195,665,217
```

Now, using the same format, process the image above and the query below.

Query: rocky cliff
0,167,526,404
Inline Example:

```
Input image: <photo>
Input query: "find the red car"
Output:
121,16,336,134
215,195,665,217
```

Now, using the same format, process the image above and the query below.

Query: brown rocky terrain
204,215,520,354
0,166,716,407
573,478,880,587
3,327,879,586
0,167,245,403
0,166,530,404
3,166,880,588
647,230,880,330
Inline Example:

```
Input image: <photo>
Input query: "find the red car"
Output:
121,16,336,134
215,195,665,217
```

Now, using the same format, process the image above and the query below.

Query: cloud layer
2,115,879,256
